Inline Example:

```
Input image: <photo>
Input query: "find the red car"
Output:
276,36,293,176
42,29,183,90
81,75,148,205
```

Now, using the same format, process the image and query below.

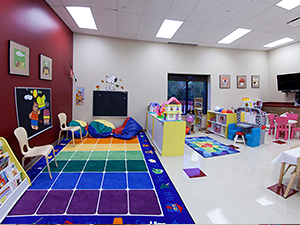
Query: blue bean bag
67,120,88,138
112,117,143,140
88,120,115,138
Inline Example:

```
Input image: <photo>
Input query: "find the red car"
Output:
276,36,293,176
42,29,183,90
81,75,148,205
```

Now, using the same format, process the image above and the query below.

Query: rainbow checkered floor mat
3,132,194,224
185,136,240,158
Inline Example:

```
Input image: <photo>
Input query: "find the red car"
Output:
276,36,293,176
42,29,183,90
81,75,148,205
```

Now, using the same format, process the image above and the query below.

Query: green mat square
63,160,86,172
108,151,125,160
42,160,68,173
127,160,148,172
56,151,75,160
126,151,144,160
84,160,106,172
89,151,108,160
71,151,91,160
105,160,126,172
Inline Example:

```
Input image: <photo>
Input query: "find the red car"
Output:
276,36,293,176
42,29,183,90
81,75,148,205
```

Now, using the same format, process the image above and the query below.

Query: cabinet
194,98,203,129
146,112,186,156
206,110,236,138
0,137,31,223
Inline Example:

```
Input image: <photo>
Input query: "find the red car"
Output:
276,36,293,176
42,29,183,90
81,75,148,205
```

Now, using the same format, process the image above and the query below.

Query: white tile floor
156,129,300,224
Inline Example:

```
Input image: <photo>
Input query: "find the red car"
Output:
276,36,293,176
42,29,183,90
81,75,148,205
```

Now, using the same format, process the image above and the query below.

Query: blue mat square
52,173,81,189
77,173,103,189
29,173,59,189
102,173,126,189
128,173,153,189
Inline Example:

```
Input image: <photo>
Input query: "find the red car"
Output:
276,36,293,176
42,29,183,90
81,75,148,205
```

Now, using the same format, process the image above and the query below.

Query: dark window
168,74,208,114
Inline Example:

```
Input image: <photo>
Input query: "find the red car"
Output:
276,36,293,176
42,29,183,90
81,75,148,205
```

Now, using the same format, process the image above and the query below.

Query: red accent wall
0,0,73,161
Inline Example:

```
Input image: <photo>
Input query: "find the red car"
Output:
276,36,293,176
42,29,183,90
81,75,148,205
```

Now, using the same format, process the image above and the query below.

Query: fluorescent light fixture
276,0,300,10
263,37,294,48
66,6,97,30
218,28,251,44
156,19,183,39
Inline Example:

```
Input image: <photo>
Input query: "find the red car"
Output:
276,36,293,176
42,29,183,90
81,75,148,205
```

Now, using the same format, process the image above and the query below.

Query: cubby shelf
206,110,236,138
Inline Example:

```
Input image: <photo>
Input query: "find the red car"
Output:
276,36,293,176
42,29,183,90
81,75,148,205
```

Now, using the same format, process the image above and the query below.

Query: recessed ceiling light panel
156,19,183,39
276,0,300,10
66,6,97,30
218,28,251,44
263,37,294,48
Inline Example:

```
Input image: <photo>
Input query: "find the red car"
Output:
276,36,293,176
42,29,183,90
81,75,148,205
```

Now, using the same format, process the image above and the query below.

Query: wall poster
14,87,52,139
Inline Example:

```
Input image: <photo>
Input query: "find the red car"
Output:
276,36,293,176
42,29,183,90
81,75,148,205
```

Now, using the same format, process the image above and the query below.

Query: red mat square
267,183,298,198
183,168,206,178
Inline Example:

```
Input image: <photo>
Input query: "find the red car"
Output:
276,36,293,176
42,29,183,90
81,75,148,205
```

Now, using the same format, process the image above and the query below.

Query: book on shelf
0,185,12,206
0,171,9,190
0,152,9,172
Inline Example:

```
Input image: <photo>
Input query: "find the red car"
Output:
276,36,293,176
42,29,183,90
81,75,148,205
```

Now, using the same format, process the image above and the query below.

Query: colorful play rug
185,136,240,158
3,132,194,224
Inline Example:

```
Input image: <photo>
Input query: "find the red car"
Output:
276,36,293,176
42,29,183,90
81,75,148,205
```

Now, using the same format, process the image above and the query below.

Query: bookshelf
0,137,31,223
206,110,236,138
194,98,203,129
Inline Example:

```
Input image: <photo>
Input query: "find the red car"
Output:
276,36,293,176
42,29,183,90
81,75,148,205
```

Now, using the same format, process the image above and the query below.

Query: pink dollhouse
163,97,182,121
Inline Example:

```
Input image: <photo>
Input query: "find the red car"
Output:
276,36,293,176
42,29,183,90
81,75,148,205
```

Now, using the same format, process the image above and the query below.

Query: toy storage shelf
146,112,186,156
206,110,236,138
194,98,203,129
0,137,31,223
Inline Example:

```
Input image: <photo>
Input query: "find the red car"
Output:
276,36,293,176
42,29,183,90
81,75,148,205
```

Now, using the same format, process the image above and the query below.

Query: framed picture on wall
40,54,52,80
251,75,260,88
237,75,246,89
219,75,230,89
9,40,30,76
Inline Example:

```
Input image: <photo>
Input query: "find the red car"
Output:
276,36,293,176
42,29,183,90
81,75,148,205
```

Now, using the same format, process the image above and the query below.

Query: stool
233,131,245,145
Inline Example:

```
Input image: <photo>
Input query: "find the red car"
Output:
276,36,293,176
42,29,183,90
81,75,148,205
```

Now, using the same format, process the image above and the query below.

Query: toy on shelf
163,97,182,121
148,103,160,113
241,97,263,109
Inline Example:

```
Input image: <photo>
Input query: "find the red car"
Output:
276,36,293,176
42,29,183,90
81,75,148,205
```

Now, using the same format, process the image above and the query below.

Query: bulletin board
14,87,52,139
93,90,128,117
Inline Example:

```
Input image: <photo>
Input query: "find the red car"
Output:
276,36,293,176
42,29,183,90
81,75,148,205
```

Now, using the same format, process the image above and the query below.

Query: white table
271,147,300,187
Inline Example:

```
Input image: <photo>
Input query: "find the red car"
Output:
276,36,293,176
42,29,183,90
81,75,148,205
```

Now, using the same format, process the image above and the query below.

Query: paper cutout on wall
76,87,84,106
101,74,124,91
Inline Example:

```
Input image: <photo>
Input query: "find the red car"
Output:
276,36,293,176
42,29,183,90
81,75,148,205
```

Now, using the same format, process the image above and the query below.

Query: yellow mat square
94,144,110,150
110,144,125,150
126,144,141,150
77,144,95,151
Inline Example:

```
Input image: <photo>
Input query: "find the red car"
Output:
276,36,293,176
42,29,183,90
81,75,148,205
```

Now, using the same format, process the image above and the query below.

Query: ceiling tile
117,0,145,14
205,0,252,25
165,0,199,21
225,0,271,27
92,8,118,32
172,22,202,40
189,23,221,43
187,0,226,23
117,12,141,34
141,0,173,18
88,0,117,9
52,6,77,27
137,16,163,36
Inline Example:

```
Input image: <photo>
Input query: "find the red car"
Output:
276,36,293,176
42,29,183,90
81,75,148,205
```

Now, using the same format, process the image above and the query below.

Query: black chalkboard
93,91,128,117
15,87,52,139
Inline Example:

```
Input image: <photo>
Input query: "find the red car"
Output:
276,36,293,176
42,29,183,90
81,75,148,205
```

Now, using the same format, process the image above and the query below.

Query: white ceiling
45,0,300,51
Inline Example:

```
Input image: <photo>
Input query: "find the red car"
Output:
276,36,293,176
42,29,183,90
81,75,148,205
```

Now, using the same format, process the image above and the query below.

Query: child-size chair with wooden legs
283,157,300,198
58,112,82,146
14,127,58,179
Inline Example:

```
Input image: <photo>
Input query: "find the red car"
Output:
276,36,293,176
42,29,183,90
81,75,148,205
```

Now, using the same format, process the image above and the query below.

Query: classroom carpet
3,132,194,224
185,136,240,158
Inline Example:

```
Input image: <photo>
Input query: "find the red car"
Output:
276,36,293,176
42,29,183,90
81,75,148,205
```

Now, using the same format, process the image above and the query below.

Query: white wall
73,34,268,128
268,42,300,102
